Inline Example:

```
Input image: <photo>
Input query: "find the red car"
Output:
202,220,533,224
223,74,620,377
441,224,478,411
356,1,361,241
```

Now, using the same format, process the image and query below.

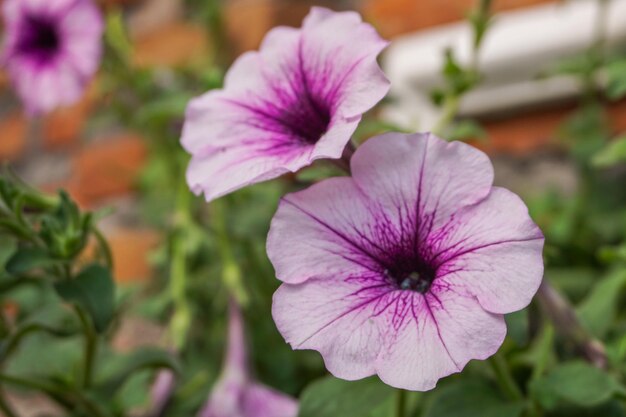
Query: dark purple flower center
278,94,331,145
386,260,437,294
17,15,61,61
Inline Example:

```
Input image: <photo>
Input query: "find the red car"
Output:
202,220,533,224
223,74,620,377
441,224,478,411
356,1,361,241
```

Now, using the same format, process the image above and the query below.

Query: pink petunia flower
181,7,389,202
1,0,103,115
198,301,298,417
269,132,544,391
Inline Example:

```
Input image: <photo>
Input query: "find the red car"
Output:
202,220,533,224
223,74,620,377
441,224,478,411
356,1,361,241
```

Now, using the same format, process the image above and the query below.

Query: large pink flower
269,132,544,391
198,301,298,417
1,0,103,115
181,7,389,202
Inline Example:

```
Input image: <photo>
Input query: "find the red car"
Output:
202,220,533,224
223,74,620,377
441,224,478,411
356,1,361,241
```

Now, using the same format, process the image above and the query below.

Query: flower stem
212,199,248,306
168,175,193,350
489,352,523,402
433,95,460,137
395,389,407,417
74,306,97,389
536,280,607,368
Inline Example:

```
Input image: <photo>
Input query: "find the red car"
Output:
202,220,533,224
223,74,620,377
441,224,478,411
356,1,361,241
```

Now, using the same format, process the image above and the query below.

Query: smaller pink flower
270,132,544,391
198,301,298,417
1,0,103,115
181,7,389,202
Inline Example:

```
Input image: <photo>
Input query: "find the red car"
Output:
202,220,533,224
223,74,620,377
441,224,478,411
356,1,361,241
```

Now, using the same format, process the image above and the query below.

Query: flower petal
351,132,494,244
181,8,388,201
300,7,390,118
2,0,102,115
273,277,389,380
374,290,505,391
432,187,544,314
243,384,298,417
268,177,401,285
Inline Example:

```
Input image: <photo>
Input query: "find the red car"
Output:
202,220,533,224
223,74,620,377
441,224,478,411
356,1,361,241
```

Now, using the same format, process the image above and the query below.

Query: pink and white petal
374,293,460,391
268,177,398,285
432,187,544,314
425,289,506,367
225,27,299,95
182,91,289,153
198,378,243,417
301,6,335,27
186,145,310,202
311,117,361,160
300,8,389,117
351,133,494,242
14,62,64,114
273,278,390,380
1,0,21,27
60,0,104,37
437,239,544,315
243,384,298,417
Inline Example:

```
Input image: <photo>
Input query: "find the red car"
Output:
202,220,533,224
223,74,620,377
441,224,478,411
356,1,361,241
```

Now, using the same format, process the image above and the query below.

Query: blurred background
2,0,624,283
1,0,626,415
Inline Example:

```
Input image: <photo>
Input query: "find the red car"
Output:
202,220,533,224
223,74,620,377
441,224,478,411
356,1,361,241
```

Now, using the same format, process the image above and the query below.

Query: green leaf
54,264,115,333
592,136,626,168
530,361,625,409
606,58,626,100
505,309,529,347
298,376,394,417
425,379,524,417
545,401,626,417
576,270,626,338
447,120,487,142
6,247,55,275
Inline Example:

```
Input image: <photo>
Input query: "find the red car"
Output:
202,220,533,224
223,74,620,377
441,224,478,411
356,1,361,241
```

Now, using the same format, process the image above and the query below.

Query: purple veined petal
375,289,505,391
273,277,386,380
351,132,494,243
199,300,298,417
268,177,401,285
1,0,103,115
430,187,545,314
269,132,544,391
180,7,389,202
243,384,298,417
300,7,390,118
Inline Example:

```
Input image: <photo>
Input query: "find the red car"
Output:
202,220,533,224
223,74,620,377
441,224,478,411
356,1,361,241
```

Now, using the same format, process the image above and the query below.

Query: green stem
93,228,114,270
433,95,460,137
212,199,248,306
489,352,523,401
74,306,97,389
395,389,407,417
168,175,192,350
536,281,607,368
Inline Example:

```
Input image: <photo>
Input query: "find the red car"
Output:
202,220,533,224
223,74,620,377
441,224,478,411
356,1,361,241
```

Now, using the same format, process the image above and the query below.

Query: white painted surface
382,0,626,130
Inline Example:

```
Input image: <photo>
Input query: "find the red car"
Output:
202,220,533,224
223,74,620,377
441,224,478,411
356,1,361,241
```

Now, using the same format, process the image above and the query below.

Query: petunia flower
198,300,298,417
269,132,544,391
1,0,103,115
181,7,389,202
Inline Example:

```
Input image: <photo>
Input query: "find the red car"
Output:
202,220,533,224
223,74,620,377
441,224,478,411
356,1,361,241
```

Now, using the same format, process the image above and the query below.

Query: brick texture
0,111,26,161
72,133,147,206
362,0,558,38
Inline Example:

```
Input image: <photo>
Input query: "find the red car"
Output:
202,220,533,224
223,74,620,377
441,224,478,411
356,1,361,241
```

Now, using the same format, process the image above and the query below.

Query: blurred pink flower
198,301,298,417
269,132,544,391
181,7,389,202
1,0,103,115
